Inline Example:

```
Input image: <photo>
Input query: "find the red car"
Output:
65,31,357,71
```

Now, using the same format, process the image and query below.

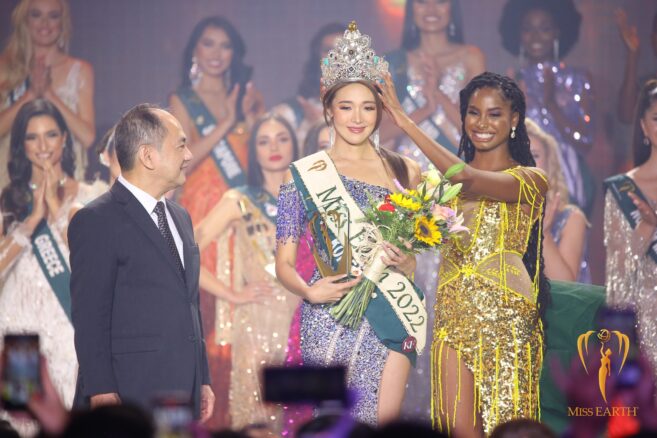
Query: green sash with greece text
290,151,427,364
31,219,72,321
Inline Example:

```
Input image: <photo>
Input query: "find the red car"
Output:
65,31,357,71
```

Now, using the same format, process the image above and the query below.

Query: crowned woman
275,22,425,424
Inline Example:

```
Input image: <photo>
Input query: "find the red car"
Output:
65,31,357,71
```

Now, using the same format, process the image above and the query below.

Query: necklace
29,176,68,191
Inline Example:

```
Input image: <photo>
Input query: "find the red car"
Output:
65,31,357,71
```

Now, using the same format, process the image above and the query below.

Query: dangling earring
410,23,419,41
370,129,380,153
518,46,525,67
329,121,335,148
189,56,201,86
553,38,560,63
645,137,651,146
510,126,516,139
448,22,456,38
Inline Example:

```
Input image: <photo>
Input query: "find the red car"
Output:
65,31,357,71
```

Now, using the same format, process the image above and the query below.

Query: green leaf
439,183,463,203
444,162,465,180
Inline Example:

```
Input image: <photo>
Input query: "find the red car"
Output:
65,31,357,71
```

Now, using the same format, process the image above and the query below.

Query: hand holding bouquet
330,163,469,328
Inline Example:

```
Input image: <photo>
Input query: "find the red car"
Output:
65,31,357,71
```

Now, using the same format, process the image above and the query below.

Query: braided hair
457,72,551,326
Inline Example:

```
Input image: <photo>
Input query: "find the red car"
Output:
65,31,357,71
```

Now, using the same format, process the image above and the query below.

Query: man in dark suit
68,104,214,421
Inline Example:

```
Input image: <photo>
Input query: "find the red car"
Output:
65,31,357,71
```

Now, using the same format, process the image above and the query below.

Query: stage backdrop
1,0,655,283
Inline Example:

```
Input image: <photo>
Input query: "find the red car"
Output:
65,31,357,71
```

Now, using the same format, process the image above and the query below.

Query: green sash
236,186,278,223
604,174,657,264
31,219,72,321
290,151,427,364
176,87,246,187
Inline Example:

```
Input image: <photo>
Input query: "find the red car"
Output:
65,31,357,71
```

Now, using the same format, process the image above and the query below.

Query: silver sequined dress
276,176,391,425
604,189,657,372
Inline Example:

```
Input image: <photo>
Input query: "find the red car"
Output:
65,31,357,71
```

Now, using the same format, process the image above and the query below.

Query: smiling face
464,87,518,154
520,8,559,62
194,26,233,78
254,119,295,173
26,0,63,48
413,0,451,34
24,114,66,170
328,82,379,147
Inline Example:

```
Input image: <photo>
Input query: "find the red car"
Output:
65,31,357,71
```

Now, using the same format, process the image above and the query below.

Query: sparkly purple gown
276,176,392,425
521,62,594,214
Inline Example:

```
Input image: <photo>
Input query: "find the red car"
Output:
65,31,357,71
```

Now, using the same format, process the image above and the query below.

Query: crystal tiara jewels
320,21,389,89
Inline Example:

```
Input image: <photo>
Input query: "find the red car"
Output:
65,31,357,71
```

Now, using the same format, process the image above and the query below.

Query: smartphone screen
1,334,41,410
596,307,640,389
152,393,193,438
263,366,346,404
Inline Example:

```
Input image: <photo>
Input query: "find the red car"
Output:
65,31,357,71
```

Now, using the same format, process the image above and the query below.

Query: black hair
298,22,345,99
180,16,251,121
499,0,582,59
401,0,465,50
322,80,410,188
113,103,167,171
633,79,657,167
457,71,551,326
247,113,299,188
1,99,75,234
303,120,330,156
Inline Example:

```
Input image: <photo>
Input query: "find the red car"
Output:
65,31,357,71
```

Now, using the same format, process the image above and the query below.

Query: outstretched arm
378,72,547,204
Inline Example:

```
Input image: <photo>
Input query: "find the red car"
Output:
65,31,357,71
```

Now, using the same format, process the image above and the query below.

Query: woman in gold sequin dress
194,114,300,432
380,71,549,437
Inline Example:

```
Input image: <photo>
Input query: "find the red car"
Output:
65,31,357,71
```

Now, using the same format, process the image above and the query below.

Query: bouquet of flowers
330,163,469,328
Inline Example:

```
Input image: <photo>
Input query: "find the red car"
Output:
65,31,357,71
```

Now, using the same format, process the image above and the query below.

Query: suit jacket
68,181,210,417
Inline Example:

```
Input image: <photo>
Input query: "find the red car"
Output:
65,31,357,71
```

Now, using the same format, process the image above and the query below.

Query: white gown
0,182,105,436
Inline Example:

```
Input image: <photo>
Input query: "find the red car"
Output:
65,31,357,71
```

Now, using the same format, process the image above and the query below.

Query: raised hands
378,72,409,128
615,8,640,53
628,191,657,227
241,81,265,127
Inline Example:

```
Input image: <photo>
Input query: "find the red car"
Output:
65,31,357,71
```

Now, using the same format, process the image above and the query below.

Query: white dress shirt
118,175,185,268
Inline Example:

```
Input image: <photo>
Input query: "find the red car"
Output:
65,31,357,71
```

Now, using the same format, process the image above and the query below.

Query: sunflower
389,193,422,211
414,216,442,246
408,189,432,202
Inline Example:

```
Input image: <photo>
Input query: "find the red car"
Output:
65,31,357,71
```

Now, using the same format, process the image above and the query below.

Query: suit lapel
166,200,197,294
111,182,187,289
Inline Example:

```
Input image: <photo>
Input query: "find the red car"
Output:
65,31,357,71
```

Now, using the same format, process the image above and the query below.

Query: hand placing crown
320,21,389,89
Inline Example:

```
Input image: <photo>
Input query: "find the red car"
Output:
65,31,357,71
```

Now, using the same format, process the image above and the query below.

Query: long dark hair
633,79,657,167
180,16,251,121
401,0,465,50
298,23,345,99
322,80,410,188
1,99,75,234
457,72,550,325
303,120,330,156
247,113,299,189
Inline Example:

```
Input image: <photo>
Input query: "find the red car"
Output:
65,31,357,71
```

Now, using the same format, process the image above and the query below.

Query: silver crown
321,21,389,89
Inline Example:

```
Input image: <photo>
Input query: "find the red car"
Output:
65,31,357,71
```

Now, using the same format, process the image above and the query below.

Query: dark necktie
153,201,185,277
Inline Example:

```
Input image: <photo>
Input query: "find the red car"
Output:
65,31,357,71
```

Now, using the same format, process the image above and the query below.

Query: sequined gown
432,168,545,435
220,190,299,431
388,52,467,422
277,176,392,425
0,61,88,187
604,189,657,374
0,183,102,435
521,62,594,214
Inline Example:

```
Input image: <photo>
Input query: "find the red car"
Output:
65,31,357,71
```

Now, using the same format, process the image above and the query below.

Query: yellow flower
414,216,442,246
408,189,432,202
389,193,422,211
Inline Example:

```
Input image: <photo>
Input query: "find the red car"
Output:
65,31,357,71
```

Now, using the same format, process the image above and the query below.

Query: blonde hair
525,118,570,211
0,0,71,101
